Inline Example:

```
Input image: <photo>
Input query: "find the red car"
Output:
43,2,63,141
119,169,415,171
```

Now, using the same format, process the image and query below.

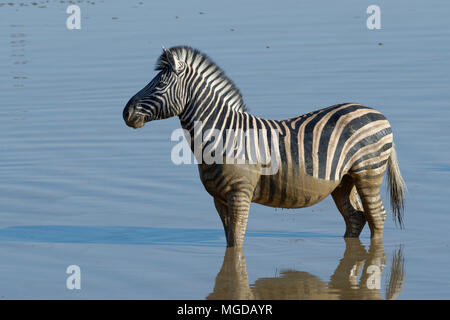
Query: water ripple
0,225,336,246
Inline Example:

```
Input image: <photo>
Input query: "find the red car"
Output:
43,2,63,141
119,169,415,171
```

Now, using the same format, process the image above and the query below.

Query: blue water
0,0,449,299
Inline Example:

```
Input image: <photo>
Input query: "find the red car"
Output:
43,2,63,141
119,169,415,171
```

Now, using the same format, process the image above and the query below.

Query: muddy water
0,0,449,299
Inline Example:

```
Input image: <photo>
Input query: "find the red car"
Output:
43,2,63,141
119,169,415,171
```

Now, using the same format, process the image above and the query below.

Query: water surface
0,0,449,299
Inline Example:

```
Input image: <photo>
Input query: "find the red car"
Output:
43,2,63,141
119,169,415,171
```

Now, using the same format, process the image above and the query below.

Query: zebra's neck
165,47,245,130
177,73,251,157
179,94,245,132
179,91,247,155
178,72,247,134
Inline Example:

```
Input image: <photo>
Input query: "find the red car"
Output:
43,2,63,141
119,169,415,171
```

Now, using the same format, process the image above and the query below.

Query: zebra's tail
387,145,406,228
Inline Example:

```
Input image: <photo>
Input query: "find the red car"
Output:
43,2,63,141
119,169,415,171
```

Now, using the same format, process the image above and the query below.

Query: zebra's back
252,103,393,208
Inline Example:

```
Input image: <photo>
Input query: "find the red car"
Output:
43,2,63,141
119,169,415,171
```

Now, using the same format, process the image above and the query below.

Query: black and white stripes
123,46,405,246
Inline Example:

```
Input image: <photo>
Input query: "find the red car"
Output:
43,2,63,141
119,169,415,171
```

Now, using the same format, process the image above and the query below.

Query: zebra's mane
155,46,248,113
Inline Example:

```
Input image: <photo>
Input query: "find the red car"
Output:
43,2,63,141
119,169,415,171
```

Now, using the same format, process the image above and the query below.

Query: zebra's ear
163,48,185,74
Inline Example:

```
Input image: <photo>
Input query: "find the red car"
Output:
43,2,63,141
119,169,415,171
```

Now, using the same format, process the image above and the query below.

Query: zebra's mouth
124,109,147,129
123,96,149,129
123,113,146,129
126,118,145,129
131,121,145,129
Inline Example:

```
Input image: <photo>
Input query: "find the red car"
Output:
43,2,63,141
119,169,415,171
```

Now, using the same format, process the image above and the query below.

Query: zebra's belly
252,171,339,209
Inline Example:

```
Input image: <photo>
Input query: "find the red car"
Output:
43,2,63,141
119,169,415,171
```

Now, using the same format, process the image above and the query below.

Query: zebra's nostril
124,95,140,122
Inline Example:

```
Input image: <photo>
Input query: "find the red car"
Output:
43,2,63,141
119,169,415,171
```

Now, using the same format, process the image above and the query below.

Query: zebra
123,46,406,247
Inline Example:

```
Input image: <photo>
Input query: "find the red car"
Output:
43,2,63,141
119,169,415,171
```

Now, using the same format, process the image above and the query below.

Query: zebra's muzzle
123,97,146,129
126,118,145,129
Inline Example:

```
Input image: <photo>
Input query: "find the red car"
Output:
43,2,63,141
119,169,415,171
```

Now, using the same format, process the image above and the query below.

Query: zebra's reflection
207,238,404,300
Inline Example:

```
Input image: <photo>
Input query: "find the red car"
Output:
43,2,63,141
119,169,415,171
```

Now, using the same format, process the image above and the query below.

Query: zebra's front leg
214,191,252,247
226,191,251,247
214,198,231,240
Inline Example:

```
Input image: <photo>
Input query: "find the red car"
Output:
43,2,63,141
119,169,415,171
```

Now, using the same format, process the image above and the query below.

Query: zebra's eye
158,80,169,88
155,82,166,90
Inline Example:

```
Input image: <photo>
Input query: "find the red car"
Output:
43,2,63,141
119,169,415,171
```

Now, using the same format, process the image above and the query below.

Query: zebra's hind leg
352,166,388,240
331,175,366,238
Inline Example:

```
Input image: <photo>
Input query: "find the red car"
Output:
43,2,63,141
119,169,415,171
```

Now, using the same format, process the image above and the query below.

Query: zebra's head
123,48,187,129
